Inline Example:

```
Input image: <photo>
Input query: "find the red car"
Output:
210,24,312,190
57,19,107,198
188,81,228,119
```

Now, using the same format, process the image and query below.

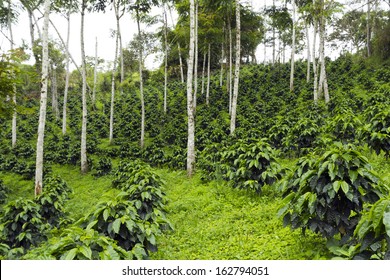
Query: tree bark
290,0,296,91
219,41,224,87
92,37,98,105
110,31,119,144
272,0,276,64
193,1,199,112
35,0,51,196
8,0,16,148
136,11,145,149
228,16,233,114
313,18,318,103
163,4,168,113
230,0,241,135
51,65,59,120
187,0,196,177
62,11,70,135
80,0,88,174
306,23,311,83
206,43,211,106
201,51,206,97
366,0,371,57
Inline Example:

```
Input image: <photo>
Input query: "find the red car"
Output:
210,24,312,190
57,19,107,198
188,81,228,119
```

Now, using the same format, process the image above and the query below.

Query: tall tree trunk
228,16,233,114
136,12,145,149
187,0,196,177
35,0,51,196
163,5,168,113
272,0,276,64
168,5,185,83
313,18,318,103
306,23,311,83
290,0,296,91
193,1,199,112
51,65,59,120
8,0,16,148
366,0,371,57
80,0,88,174
114,0,124,96
201,51,206,97
92,37,98,105
62,11,70,135
206,43,211,106
319,9,329,103
109,32,119,144
264,2,267,64
230,0,241,135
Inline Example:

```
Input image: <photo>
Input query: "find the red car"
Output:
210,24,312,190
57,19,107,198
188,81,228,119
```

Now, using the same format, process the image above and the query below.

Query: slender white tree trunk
367,0,371,57
92,37,98,105
319,11,329,103
62,12,70,135
35,0,51,196
228,17,233,114
136,12,145,149
193,1,198,112
187,0,196,177
168,5,185,83
313,19,318,103
110,32,119,144
163,5,168,113
290,0,296,91
272,0,276,64
201,51,206,97
51,65,59,120
206,43,211,106
8,0,16,148
306,23,311,83
230,0,241,135
80,0,88,174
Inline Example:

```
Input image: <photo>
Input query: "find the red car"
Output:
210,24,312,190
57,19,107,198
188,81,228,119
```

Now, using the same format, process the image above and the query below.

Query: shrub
279,143,388,240
94,157,112,177
0,199,48,251
0,179,9,204
220,139,282,193
43,227,146,260
363,106,390,157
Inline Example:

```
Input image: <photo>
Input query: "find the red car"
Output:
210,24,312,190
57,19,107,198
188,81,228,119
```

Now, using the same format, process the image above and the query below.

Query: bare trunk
272,0,276,64
306,24,311,83
35,0,51,196
62,12,70,135
193,1,199,112
187,0,196,177
168,5,185,83
80,1,88,174
313,19,318,103
110,31,119,144
92,37,98,105
201,52,206,97
367,0,371,57
264,2,267,64
228,17,233,115
230,0,240,135
206,43,211,106
136,13,145,149
8,0,16,148
319,11,329,103
290,0,296,91
51,66,59,120
164,5,168,113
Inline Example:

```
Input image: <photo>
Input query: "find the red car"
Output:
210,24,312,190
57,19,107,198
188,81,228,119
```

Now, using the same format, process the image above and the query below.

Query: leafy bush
0,179,8,204
0,199,48,251
363,106,390,157
325,110,363,144
94,157,112,177
220,139,282,193
37,226,146,260
279,143,387,240
79,193,161,254
35,176,72,227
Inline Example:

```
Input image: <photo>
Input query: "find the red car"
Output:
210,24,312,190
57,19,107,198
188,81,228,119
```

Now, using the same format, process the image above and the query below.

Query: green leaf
372,200,390,231
333,181,341,193
355,220,370,239
349,170,358,184
340,181,349,195
113,218,121,234
103,209,109,221
383,209,390,238
79,245,92,259
63,248,78,260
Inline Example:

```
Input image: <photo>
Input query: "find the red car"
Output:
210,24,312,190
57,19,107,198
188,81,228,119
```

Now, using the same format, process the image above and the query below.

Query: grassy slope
151,170,329,260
